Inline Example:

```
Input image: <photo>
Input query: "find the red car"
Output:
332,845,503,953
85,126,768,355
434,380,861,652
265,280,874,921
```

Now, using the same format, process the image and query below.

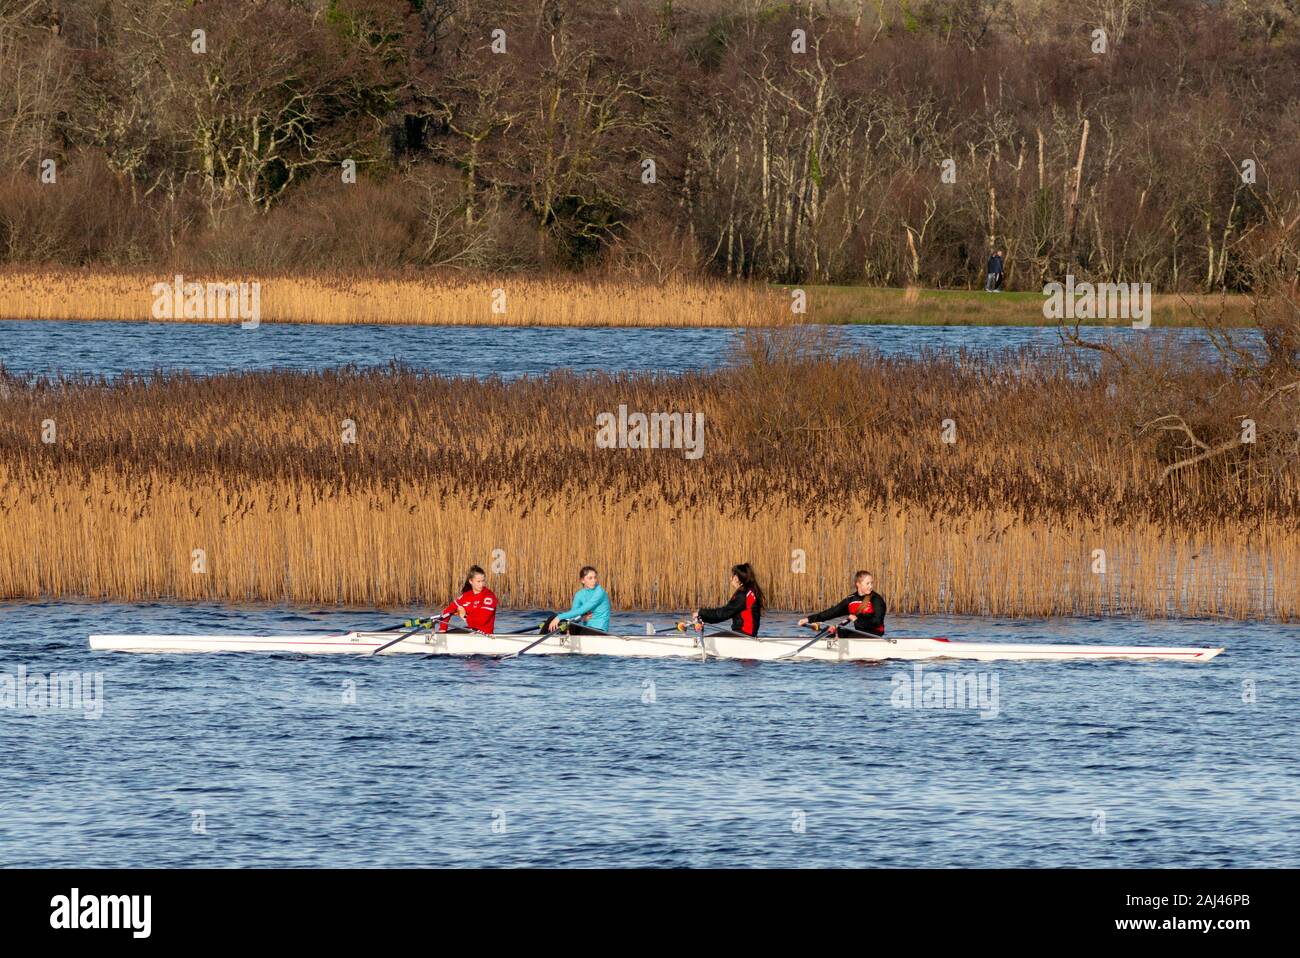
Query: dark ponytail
461,564,486,593
731,563,764,610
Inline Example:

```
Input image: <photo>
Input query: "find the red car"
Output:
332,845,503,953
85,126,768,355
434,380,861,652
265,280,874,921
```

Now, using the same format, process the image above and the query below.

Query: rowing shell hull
87,631,1224,663
702,634,1223,663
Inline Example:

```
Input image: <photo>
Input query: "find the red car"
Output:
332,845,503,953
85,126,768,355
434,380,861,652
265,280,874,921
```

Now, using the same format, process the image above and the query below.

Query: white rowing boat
87,629,1224,663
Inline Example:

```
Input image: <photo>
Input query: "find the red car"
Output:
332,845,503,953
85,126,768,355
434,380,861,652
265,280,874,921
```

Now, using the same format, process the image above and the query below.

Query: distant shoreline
0,269,1257,328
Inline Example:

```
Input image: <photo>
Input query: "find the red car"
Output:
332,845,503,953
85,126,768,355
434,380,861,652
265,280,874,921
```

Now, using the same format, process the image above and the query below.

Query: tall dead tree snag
905,226,920,282
987,184,997,253
1063,119,1090,274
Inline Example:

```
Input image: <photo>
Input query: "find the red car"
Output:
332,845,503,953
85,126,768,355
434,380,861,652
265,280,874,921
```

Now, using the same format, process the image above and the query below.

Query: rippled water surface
0,320,1247,378
2,601,1295,867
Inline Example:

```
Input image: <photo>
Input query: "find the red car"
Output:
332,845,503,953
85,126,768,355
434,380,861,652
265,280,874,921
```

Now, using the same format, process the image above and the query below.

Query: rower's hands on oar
798,617,813,628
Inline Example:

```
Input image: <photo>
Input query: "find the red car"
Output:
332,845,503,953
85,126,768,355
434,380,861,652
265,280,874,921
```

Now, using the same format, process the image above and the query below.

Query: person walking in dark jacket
984,249,1005,291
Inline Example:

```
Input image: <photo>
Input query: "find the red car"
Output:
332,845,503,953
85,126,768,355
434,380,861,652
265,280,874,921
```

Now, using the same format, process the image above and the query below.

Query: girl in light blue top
545,566,612,633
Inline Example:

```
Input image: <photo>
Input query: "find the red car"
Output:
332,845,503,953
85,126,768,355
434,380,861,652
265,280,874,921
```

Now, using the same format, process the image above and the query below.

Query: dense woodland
2,0,1299,289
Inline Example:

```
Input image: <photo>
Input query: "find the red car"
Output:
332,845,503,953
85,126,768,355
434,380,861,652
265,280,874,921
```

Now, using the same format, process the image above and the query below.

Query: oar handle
403,613,450,629
809,618,896,643
803,618,851,633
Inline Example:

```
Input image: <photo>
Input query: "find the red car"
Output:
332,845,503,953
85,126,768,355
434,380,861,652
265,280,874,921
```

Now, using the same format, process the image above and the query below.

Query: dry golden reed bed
0,337,1295,618
0,269,1255,328
0,270,787,327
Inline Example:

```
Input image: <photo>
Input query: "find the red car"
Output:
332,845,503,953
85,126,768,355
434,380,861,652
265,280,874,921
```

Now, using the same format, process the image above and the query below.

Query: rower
798,570,886,636
439,564,498,634
693,563,764,636
542,565,612,633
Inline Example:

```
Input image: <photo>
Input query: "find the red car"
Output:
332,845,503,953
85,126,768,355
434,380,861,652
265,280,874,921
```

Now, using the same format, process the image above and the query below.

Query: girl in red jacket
438,565,498,634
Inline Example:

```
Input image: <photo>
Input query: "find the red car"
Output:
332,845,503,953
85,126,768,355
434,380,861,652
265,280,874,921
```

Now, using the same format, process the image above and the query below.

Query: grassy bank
1,337,1294,618
799,285,1259,327
0,269,1257,327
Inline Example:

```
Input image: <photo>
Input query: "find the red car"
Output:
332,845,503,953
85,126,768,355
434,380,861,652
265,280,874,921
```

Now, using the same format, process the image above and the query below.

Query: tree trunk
1063,119,1089,274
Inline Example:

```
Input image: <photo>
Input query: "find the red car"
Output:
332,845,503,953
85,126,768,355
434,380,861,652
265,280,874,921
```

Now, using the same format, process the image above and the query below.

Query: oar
778,620,845,660
674,619,729,659
835,621,897,644
498,621,570,660
500,611,581,636
370,614,445,656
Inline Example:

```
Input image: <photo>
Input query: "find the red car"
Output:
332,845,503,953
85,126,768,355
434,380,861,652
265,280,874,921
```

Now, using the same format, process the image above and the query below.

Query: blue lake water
1,600,1295,867
0,319,1247,378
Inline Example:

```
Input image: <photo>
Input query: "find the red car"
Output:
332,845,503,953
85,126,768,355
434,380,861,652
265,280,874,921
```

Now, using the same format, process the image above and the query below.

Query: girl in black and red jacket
798,570,886,636
694,563,764,636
